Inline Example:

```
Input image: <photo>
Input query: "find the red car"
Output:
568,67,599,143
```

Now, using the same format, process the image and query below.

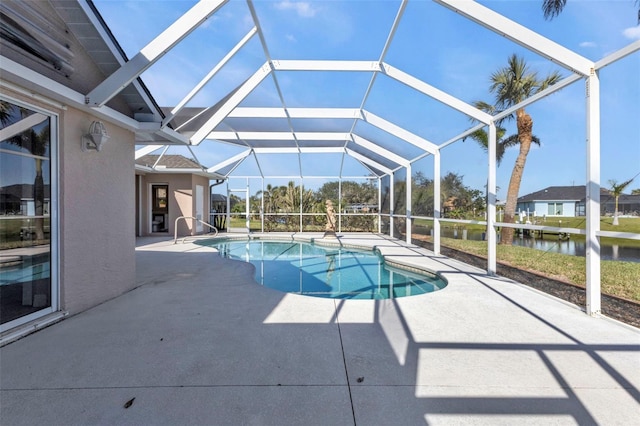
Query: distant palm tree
476,54,562,245
609,177,635,225
542,0,640,23
257,183,276,213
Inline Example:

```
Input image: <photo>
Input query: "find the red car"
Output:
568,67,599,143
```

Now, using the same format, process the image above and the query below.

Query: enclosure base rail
174,216,218,244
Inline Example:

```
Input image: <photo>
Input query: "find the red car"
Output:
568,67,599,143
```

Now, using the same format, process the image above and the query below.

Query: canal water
419,228,640,263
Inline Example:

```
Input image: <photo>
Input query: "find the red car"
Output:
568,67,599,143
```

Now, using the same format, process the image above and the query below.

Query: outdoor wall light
82,120,110,152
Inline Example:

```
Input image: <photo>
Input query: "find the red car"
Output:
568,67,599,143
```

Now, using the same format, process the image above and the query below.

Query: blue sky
94,0,640,199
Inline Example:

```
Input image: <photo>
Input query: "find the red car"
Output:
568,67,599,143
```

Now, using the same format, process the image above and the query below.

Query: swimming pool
208,239,446,300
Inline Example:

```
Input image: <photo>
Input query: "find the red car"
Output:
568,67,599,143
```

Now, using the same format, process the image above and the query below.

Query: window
547,202,564,216
0,98,56,329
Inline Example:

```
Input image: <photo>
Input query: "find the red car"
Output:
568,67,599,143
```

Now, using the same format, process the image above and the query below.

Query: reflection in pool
208,239,447,300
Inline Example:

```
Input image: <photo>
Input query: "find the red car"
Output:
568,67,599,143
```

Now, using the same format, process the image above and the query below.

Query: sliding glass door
0,98,57,331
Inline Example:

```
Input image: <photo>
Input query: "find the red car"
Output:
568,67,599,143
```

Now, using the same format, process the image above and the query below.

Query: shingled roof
135,155,202,169
517,186,616,202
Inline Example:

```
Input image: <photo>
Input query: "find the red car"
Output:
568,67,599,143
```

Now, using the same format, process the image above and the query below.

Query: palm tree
1,101,50,241
256,183,279,230
477,54,562,244
29,125,49,240
467,104,540,227
257,183,276,213
466,112,544,168
542,0,639,23
608,177,635,225
0,100,12,124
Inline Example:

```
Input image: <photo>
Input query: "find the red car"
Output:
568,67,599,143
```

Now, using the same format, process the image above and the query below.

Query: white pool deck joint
1,233,638,425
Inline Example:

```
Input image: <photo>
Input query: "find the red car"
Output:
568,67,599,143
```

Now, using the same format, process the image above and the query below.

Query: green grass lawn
414,216,640,247
438,237,640,302
415,216,640,231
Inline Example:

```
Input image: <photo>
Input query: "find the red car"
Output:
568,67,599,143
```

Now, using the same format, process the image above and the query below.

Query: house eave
134,164,224,180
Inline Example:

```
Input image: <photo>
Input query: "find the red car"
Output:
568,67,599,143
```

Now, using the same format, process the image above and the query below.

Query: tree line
228,173,484,218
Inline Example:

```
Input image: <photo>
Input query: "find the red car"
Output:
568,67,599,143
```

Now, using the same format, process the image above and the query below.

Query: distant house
0,184,51,216
517,186,640,217
135,154,223,237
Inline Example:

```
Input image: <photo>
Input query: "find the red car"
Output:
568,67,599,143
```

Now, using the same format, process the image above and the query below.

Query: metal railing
173,216,218,244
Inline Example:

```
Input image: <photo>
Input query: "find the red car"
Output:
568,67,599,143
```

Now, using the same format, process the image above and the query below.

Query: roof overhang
135,163,224,180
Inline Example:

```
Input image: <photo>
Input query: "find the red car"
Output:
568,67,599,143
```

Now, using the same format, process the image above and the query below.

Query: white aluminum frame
434,0,593,76
86,0,229,107
119,0,637,319
10,0,633,323
0,95,60,333
585,70,602,316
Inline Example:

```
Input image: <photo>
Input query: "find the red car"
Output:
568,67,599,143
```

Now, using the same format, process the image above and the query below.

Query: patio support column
390,173,395,238
226,181,231,233
487,122,497,275
299,178,303,233
261,178,264,233
585,70,602,316
338,179,342,233
406,163,412,244
378,177,382,233
246,178,250,233
137,175,142,237
433,150,441,255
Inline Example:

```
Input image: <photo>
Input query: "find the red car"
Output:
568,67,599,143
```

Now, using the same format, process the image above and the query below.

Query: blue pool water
209,239,446,299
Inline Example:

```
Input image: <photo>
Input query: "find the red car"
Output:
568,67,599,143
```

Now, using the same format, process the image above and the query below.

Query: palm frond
463,127,511,166
537,70,563,93
466,129,488,149
542,0,567,20
472,100,496,115
501,134,519,148
608,176,636,196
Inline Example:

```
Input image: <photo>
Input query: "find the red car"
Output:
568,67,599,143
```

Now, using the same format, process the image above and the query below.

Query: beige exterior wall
138,173,210,237
61,106,136,314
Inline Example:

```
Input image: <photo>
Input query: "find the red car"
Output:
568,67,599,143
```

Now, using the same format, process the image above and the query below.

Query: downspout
210,179,225,227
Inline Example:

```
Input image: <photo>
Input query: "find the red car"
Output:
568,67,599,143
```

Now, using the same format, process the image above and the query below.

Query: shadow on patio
1,235,638,425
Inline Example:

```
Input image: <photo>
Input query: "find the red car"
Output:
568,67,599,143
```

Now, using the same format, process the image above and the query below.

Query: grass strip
438,237,640,302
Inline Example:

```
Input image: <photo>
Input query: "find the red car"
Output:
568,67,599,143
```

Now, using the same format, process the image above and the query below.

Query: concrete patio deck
1,233,638,425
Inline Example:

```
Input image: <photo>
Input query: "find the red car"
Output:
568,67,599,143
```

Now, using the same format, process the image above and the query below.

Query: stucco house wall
138,173,210,237
522,201,578,218
61,106,136,314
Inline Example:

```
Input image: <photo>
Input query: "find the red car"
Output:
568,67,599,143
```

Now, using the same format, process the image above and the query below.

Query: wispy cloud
579,41,597,48
285,34,297,42
622,26,640,40
274,1,317,18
